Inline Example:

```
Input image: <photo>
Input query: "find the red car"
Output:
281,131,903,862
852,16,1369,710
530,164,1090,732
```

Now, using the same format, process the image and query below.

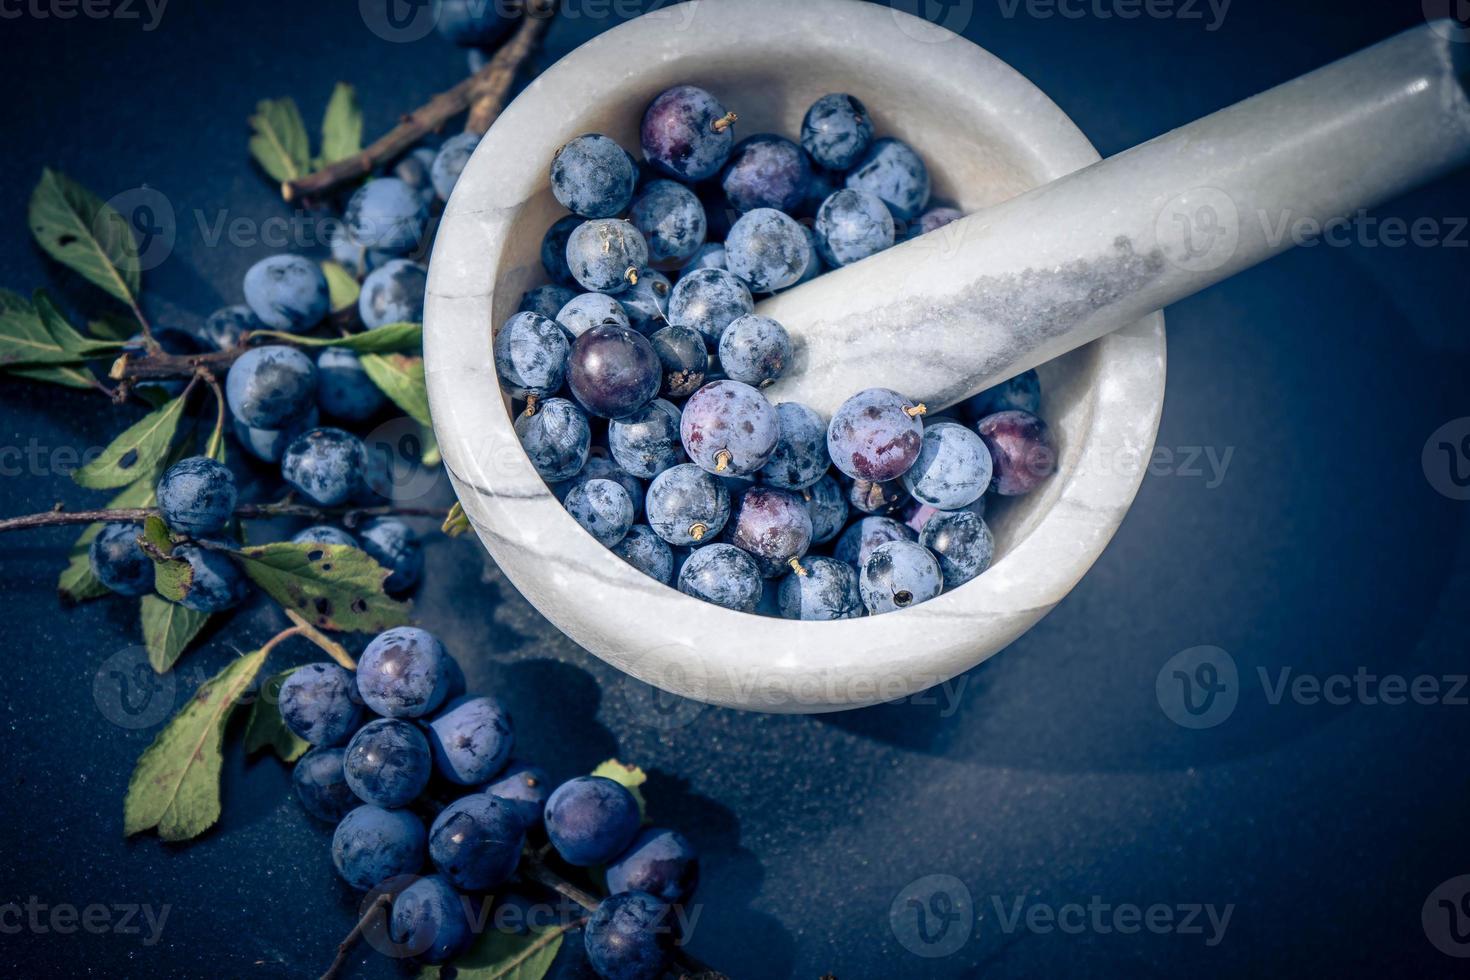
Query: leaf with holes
321,260,360,313
141,594,211,674
124,647,267,841
72,392,188,489
28,168,141,305
138,515,193,602
592,759,648,821
421,922,572,980
253,322,421,354
248,98,311,183
243,668,309,762
235,541,409,633
319,83,363,166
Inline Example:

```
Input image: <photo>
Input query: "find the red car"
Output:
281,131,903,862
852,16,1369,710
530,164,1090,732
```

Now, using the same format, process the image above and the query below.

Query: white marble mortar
423,0,1167,713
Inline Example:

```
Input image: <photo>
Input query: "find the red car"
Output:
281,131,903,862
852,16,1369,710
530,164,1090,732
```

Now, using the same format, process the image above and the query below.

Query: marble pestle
760,21,1470,417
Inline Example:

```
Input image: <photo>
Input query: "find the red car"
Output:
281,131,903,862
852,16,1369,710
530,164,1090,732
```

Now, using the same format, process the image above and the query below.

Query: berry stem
283,1,557,203
520,854,724,979
711,111,738,134
520,852,600,911
317,891,390,980
283,609,356,670
713,450,731,473
0,502,449,534
903,403,928,418
258,624,306,660
126,295,156,347
201,370,227,462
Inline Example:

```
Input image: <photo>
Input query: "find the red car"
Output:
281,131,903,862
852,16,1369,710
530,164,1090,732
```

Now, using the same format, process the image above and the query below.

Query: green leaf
58,524,111,602
235,541,410,633
141,595,210,674
592,759,648,821
421,423,441,468
138,515,193,602
421,923,572,980
363,352,441,462
0,288,78,368
319,83,363,166
248,98,310,183
252,322,422,353
243,668,309,762
123,647,267,841
28,168,141,305
88,313,138,341
0,290,119,378
321,260,361,312
442,501,471,538
7,364,94,388
33,290,124,358
58,475,162,602
361,352,431,427
72,392,188,489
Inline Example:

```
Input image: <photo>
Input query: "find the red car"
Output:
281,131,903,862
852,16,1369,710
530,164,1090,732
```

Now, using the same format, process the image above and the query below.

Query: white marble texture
422,0,1167,712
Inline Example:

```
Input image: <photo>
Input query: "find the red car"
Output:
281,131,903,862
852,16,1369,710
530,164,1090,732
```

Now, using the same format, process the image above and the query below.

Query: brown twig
465,0,557,135
109,318,409,381
0,502,448,535
319,892,390,980
282,2,557,203
109,347,242,382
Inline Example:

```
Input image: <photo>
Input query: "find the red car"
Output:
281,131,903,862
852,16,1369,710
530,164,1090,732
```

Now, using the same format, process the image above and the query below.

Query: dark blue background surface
1,1,1468,977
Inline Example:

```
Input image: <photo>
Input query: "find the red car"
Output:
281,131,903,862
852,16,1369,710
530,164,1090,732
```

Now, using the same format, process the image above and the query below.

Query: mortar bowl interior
423,0,1166,712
